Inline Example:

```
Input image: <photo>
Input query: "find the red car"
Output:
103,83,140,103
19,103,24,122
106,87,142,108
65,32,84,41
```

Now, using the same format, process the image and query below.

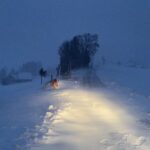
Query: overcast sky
0,0,150,69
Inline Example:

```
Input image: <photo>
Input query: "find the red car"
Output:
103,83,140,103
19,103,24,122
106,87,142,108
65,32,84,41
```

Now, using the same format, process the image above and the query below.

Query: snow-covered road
29,80,150,150
0,67,150,150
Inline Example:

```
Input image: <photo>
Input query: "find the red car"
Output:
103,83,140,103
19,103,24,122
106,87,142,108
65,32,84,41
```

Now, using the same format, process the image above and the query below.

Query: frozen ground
0,65,150,150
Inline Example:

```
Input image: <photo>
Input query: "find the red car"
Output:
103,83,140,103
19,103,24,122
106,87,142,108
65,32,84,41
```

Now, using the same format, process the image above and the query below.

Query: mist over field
0,0,150,69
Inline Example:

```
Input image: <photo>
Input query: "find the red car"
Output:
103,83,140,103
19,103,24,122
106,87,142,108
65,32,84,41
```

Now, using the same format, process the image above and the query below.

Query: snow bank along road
0,81,53,150
28,80,150,150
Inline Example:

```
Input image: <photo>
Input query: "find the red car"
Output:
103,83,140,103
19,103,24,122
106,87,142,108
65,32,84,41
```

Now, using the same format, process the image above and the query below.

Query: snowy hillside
0,65,150,150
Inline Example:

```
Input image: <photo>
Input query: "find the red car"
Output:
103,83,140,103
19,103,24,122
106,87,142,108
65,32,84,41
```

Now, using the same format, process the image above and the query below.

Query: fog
0,0,149,69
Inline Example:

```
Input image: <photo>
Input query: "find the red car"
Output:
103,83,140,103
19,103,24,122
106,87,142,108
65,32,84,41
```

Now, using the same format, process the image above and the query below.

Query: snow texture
0,66,150,150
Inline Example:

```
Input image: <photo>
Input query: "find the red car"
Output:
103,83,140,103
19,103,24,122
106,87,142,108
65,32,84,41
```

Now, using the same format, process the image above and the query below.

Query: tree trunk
41,76,43,84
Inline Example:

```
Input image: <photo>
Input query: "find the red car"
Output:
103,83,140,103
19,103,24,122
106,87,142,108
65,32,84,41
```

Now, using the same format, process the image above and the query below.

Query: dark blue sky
0,0,150,69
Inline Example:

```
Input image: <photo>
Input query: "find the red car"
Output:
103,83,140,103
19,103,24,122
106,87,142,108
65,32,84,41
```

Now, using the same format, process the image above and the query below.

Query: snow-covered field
0,65,150,150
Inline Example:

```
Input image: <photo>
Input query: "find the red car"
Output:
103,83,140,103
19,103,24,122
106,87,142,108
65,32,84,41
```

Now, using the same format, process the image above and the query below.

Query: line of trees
58,33,99,75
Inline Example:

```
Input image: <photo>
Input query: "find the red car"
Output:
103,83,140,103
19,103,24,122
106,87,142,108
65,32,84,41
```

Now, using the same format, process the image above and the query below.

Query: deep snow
0,65,150,150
